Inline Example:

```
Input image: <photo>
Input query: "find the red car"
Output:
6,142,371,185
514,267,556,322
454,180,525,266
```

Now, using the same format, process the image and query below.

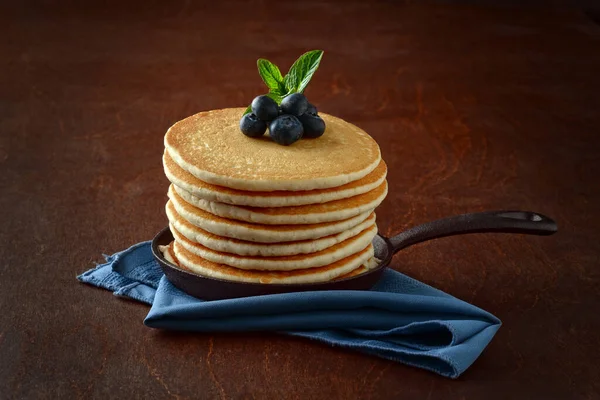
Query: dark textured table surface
1,1,599,399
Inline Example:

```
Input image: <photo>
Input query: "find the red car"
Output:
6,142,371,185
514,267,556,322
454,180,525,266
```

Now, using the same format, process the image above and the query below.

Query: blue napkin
78,241,501,378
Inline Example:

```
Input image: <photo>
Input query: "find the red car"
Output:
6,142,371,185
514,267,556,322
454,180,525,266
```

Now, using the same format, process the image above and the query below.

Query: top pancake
164,108,381,191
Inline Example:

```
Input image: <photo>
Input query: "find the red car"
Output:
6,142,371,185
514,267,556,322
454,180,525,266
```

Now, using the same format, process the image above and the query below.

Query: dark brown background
1,1,599,399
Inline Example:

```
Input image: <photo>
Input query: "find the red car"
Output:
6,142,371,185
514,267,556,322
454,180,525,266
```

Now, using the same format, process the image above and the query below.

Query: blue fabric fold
78,241,501,378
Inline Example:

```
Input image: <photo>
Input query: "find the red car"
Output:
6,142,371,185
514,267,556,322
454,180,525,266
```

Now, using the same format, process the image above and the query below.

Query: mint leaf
257,59,286,94
283,50,324,93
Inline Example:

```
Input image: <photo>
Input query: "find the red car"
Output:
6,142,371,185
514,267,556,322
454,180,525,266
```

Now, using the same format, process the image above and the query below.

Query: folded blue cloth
78,241,501,378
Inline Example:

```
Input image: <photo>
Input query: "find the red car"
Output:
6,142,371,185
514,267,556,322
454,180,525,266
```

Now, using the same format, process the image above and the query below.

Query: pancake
334,266,368,280
170,223,377,271
161,243,179,265
164,150,388,207
171,180,387,225
160,243,381,282
168,190,373,243
166,200,377,256
171,240,375,284
365,256,380,270
164,108,381,191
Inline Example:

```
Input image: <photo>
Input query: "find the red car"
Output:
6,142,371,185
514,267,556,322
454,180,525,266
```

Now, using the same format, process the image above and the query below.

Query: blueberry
239,113,267,137
251,95,279,121
280,93,308,116
298,113,326,138
269,115,303,146
305,103,318,116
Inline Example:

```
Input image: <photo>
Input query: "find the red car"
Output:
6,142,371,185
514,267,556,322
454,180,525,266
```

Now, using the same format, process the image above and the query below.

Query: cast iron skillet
151,210,557,300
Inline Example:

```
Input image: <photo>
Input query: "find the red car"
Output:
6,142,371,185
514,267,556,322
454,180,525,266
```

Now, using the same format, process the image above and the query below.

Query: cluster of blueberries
239,93,326,146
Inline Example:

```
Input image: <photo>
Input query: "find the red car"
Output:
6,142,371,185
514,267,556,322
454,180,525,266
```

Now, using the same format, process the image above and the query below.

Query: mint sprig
243,50,324,116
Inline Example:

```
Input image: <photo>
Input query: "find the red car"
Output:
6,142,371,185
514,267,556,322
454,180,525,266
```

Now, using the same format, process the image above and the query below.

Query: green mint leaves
257,59,286,95
243,50,324,115
283,50,324,93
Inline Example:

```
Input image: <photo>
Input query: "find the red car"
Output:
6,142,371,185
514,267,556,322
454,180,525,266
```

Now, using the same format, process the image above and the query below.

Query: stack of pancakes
160,108,388,284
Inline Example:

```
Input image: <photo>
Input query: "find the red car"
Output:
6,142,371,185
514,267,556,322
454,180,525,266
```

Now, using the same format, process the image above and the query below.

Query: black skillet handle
389,210,557,254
